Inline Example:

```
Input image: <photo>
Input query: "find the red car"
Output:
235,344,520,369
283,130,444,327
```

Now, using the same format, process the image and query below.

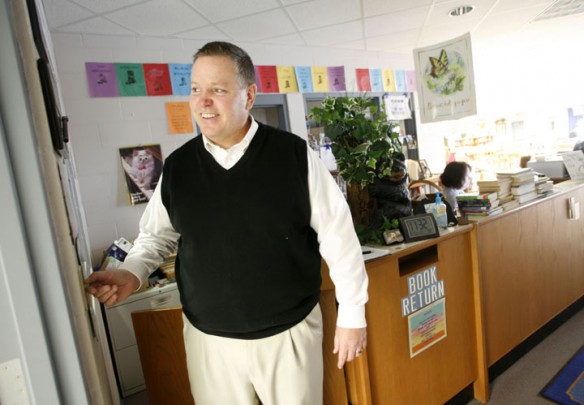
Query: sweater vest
161,123,322,339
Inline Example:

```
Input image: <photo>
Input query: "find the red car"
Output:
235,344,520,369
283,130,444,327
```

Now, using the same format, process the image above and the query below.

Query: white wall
53,27,584,261
51,33,414,263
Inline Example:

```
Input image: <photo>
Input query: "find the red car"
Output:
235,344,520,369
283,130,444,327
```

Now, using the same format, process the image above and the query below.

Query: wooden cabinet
103,283,181,397
363,228,486,404
321,227,488,404
474,181,584,366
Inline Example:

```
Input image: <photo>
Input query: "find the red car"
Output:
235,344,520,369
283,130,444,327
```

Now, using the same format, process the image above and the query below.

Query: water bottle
433,191,448,229
319,135,338,172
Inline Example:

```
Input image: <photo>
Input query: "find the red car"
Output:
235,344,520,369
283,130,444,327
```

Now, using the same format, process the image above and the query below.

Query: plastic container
433,191,448,229
319,135,338,172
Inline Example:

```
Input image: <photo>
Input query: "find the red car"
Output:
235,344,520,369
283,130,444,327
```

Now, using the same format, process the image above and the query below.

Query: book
511,171,536,185
456,192,498,202
511,182,536,196
536,180,554,194
515,190,538,204
496,167,533,178
465,206,503,220
459,199,500,210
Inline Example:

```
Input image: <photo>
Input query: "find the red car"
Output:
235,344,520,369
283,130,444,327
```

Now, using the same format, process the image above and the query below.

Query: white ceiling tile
184,0,279,23
366,29,419,51
362,0,432,18
473,8,541,40
177,25,232,41
337,39,366,50
301,20,362,47
286,0,361,30
217,9,296,41
491,0,551,15
280,0,310,4
106,0,207,36
56,16,136,36
43,0,93,28
417,18,482,48
365,7,427,37
70,0,147,14
260,33,306,46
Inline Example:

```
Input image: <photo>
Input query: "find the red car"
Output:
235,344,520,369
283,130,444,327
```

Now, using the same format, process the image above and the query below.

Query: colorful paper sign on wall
169,63,192,96
256,65,279,93
165,102,194,134
406,70,417,93
382,69,396,92
85,62,119,97
327,66,346,91
276,66,299,93
143,64,173,96
295,66,313,93
311,67,330,92
254,66,262,92
394,70,407,92
356,68,371,92
115,63,147,97
370,68,384,92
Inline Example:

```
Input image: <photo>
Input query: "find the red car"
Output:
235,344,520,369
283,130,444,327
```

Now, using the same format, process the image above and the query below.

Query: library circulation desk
107,181,583,404
322,180,584,404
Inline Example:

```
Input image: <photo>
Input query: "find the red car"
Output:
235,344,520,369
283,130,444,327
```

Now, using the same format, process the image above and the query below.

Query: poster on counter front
408,298,447,358
413,33,476,123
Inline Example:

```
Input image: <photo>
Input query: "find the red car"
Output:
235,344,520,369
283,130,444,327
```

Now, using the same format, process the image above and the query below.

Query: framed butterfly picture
413,33,477,123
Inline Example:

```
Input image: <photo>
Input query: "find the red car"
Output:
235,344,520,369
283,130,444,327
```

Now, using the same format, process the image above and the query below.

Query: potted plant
310,95,411,244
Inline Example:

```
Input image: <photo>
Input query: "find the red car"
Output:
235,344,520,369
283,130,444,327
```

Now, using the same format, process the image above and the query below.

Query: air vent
533,0,584,22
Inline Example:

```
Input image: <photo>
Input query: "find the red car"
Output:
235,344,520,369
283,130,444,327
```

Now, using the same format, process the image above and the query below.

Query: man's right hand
84,269,140,307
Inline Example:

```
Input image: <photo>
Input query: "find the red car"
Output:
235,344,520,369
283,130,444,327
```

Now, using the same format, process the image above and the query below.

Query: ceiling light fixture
449,5,474,17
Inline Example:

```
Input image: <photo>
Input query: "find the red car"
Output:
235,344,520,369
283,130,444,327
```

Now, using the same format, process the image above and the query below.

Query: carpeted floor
466,307,584,405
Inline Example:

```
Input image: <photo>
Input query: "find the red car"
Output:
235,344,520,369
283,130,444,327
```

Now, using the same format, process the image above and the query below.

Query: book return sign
401,264,445,317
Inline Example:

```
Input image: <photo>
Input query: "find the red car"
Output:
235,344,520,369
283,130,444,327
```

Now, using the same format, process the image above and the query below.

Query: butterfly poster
413,33,476,123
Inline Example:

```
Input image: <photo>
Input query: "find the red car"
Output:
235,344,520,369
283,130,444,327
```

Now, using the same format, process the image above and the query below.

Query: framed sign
398,213,440,243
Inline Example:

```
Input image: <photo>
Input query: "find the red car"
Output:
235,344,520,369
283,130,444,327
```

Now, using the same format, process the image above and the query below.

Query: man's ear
246,83,257,110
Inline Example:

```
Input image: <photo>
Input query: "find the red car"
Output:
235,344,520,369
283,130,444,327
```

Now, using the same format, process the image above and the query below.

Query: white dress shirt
122,118,368,329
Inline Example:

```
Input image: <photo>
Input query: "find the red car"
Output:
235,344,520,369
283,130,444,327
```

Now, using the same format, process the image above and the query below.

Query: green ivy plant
310,96,402,188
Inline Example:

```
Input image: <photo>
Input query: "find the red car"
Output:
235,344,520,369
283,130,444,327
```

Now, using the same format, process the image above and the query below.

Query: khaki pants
183,304,324,405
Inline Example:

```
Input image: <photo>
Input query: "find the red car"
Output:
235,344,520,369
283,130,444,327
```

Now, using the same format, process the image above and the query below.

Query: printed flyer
413,33,477,123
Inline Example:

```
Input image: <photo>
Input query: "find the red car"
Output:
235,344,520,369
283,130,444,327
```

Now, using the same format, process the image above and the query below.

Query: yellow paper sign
382,69,396,92
276,66,299,93
311,67,330,92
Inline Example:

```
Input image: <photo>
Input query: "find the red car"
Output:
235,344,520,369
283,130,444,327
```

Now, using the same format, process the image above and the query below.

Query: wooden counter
321,225,489,404
471,181,584,366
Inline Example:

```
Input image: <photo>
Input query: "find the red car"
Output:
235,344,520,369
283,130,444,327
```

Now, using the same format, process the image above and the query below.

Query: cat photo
120,145,163,205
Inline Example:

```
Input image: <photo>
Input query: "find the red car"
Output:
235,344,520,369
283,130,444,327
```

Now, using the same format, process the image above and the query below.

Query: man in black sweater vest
86,41,368,405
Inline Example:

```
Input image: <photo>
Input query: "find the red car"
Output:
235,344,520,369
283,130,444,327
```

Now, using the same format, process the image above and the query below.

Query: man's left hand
333,327,367,369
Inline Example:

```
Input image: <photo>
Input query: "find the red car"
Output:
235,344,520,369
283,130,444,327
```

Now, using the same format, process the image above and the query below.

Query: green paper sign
115,63,147,96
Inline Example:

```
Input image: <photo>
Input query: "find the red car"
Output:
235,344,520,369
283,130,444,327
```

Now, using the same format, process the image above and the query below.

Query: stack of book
497,168,538,204
535,175,554,195
512,169,537,203
456,192,503,220
476,177,512,200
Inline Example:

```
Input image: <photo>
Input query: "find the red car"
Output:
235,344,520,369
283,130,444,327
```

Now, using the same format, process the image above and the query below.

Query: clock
398,213,440,243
